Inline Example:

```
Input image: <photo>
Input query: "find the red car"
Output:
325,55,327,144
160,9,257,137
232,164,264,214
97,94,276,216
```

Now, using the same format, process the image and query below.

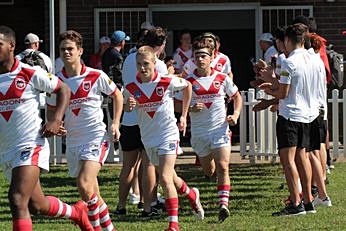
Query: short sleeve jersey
0,59,60,155
121,52,168,126
46,65,117,146
124,72,187,148
186,69,238,136
173,47,192,73
278,48,319,123
264,46,278,65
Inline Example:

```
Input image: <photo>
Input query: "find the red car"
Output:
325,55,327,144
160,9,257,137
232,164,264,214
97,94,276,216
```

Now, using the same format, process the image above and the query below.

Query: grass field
1,161,345,231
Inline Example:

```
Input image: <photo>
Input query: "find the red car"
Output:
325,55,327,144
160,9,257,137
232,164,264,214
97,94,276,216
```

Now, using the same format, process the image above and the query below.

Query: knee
159,174,173,188
216,161,229,175
8,191,28,212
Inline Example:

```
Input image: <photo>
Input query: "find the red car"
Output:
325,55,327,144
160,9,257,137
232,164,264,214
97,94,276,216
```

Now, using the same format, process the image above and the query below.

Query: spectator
89,36,111,69
259,32,278,65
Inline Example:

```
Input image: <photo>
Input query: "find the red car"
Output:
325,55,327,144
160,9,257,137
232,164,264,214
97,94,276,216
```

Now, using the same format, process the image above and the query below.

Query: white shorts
191,130,231,157
66,134,110,177
145,140,182,166
1,139,50,181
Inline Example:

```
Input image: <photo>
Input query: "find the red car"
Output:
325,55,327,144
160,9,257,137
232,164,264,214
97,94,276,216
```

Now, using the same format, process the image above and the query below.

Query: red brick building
1,0,346,89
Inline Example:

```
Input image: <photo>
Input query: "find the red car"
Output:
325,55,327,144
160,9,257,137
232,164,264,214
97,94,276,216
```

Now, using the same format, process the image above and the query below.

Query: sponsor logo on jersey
213,81,221,89
156,86,164,96
47,73,53,80
169,142,176,150
280,70,289,77
82,81,92,92
15,78,26,90
192,84,200,91
134,90,141,99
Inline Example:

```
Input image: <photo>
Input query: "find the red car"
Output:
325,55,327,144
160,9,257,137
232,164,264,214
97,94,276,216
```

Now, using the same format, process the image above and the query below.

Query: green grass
1,161,345,230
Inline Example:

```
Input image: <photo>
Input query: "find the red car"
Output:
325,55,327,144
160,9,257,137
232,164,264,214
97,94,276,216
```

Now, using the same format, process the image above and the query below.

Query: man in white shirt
259,32,278,66
16,33,53,73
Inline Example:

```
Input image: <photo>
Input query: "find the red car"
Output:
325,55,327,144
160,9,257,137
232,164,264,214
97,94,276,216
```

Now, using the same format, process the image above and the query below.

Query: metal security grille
94,8,150,54
260,6,313,34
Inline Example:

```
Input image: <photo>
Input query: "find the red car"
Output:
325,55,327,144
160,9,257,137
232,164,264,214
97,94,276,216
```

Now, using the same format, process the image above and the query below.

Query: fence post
332,89,339,158
240,91,247,159
343,89,346,158
256,90,264,161
248,89,256,164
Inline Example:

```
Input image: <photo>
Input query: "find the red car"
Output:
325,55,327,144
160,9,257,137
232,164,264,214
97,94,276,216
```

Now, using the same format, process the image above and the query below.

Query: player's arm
178,81,192,136
43,81,70,137
111,89,123,142
226,91,242,126
253,98,279,112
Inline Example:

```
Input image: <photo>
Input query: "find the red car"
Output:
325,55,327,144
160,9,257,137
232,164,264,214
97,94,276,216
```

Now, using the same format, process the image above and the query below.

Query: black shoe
152,200,165,213
272,202,306,216
113,207,126,215
311,185,318,198
304,202,316,214
137,202,144,211
141,209,161,220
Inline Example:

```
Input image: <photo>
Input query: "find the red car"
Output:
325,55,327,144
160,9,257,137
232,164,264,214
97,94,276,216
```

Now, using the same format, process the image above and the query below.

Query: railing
239,88,346,164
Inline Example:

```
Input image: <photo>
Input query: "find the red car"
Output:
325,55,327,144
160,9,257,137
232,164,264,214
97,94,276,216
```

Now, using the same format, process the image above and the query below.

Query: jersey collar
62,64,87,78
136,70,159,83
193,68,214,78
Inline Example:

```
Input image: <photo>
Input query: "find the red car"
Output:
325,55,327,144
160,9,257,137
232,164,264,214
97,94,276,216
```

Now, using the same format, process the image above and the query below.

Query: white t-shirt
278,48,320,123
308,49,328,120
46,65,117,147
181,69,238,136
182,52,231,76
173,47,192,73
124,72,188,148
121,52,168,126
16,49,53,73
275,53,286,76
0,59,60,156
264,45,278,65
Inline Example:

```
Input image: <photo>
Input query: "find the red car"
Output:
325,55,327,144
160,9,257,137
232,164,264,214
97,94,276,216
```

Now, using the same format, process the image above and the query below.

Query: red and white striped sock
13,218,32,231
99,202,116,231
177,181,197,209
46,196,79,220
87,193,101,231
217,185,230,208
166,198,179,231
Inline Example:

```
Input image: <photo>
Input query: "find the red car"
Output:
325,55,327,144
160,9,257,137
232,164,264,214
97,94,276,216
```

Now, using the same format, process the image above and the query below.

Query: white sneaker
129,193,140,205
326,165,331,175
313,196,332,207
191,187,204,220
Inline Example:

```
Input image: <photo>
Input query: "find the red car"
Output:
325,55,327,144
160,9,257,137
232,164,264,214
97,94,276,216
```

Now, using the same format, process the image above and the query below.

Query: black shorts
119,125,144,151
320,119,327,144
276,115,310,150
307,116,322,152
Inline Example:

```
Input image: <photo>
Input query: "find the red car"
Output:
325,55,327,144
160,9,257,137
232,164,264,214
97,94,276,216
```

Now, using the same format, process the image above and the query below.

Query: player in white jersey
183,40,242,222
173,29,192,74
46,30,122,231
261,24,318,216
115,27,170,218
124,46,204,231
306,33,332,207
0,26,94,231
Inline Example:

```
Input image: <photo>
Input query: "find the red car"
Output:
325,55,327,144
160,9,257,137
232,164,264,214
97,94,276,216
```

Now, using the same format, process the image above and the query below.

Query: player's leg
212,146,231,222
116,148,141,212
158,154,179,231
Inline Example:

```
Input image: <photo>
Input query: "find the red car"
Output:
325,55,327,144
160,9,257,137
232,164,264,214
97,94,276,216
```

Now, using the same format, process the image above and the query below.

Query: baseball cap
99,36,111,44
259,33,274,42
24,33,43,44
111,30,130,44
141,21,154,30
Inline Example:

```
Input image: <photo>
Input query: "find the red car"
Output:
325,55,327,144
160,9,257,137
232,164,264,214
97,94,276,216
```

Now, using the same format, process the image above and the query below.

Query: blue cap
111,30,130,44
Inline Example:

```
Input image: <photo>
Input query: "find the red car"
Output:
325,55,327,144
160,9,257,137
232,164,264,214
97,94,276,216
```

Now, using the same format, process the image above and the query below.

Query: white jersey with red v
0,59,60,154
186,69,238,135
173,47,192,70
46,65,117,146
124,71,188,148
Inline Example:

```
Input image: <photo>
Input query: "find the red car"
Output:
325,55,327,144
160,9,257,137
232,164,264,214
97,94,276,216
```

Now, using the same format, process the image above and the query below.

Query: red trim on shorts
31,145,42,166
99,141,108,163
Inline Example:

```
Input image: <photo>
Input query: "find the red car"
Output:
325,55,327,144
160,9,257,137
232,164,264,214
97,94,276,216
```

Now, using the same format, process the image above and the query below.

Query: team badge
15,78,26,90
47,73,53,80
213,81,221,89
82,81,91,92
216,63,223,71
108,77,113,85
134,90,141,99
169,143,176,150
192,84,200,91
156,86,164,96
